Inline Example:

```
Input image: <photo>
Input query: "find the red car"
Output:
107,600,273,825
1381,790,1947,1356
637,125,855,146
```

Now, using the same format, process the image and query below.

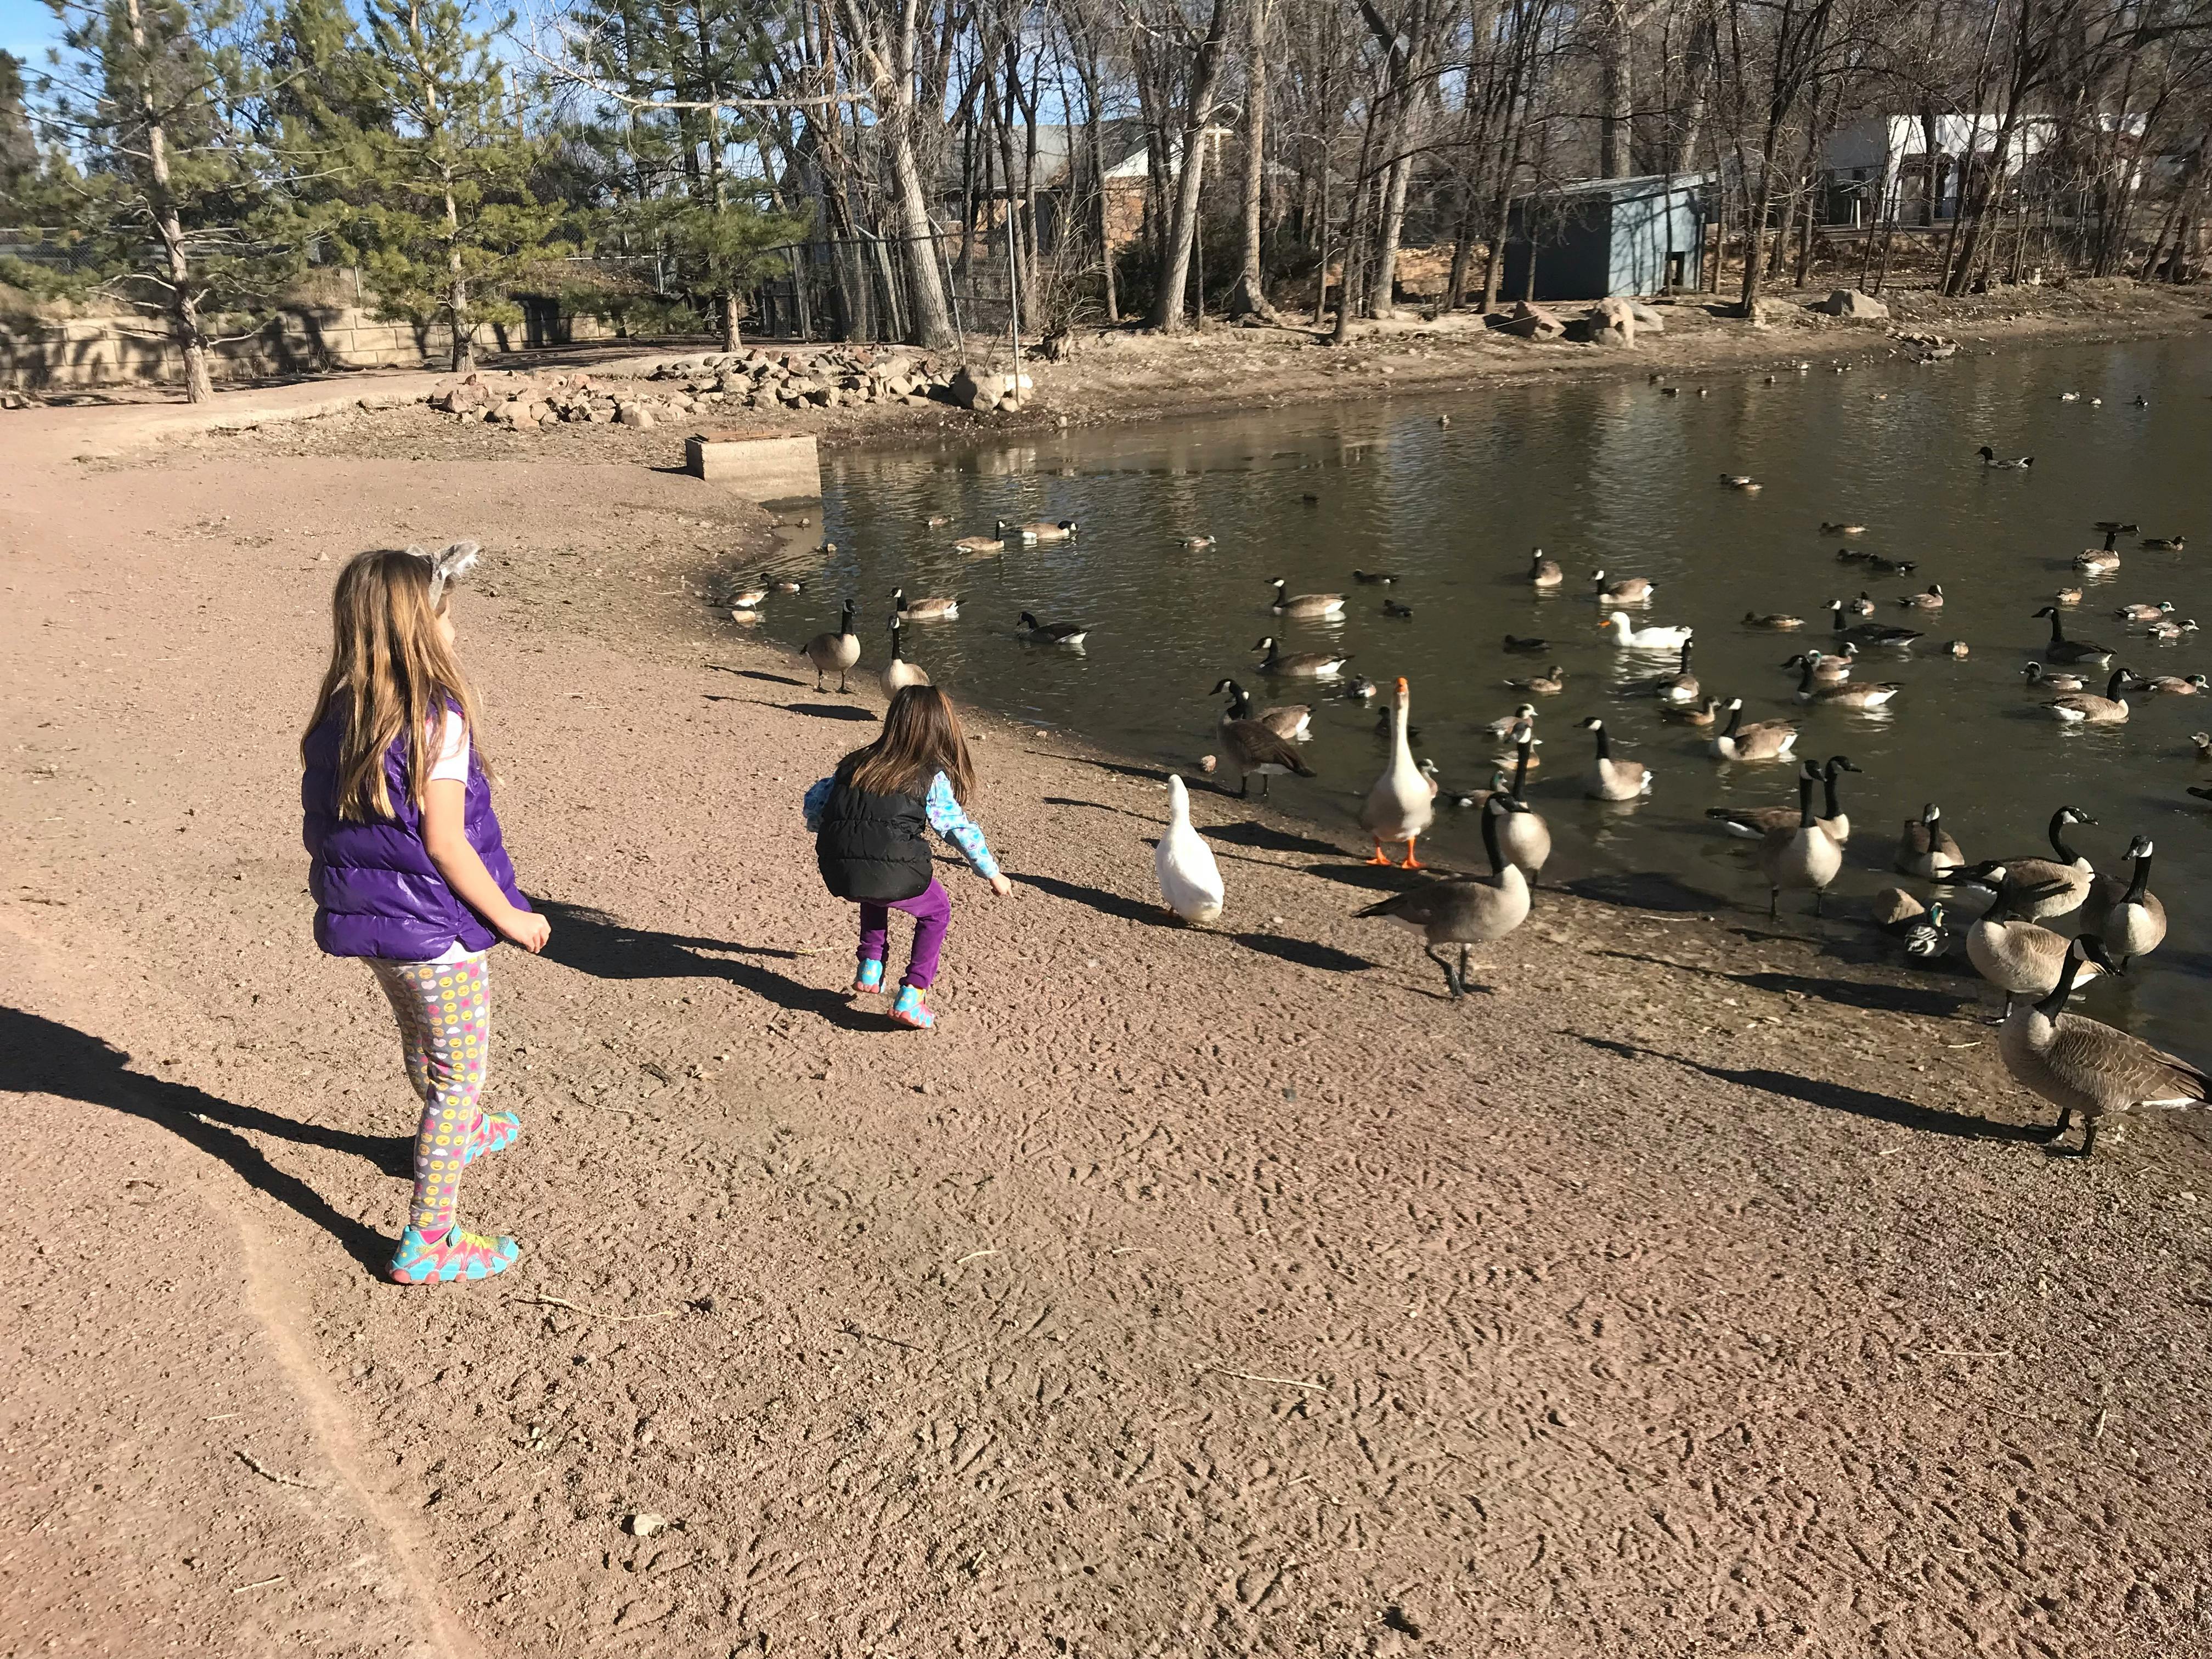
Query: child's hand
503,909,552,953
989,873,1013,898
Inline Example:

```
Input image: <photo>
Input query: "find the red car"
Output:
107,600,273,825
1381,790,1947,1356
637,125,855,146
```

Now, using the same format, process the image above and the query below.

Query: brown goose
1355,795,1533,999
1707,698,1799,763
1895,803,1962,878
1754,761,1843,918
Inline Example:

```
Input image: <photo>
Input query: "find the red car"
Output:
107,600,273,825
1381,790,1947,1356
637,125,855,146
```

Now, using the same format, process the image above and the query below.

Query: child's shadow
534,899,884,1030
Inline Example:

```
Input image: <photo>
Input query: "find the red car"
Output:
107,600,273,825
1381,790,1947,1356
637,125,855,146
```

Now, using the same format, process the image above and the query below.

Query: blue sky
3,0,63,65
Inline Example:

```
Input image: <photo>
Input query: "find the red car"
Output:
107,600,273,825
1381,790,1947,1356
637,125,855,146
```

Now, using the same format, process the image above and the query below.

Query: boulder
1505,301,1564,341
1818,288,1889,320
1623,299,1667,332
1583,297,1638,348
617,402,656,430
946,364,997,412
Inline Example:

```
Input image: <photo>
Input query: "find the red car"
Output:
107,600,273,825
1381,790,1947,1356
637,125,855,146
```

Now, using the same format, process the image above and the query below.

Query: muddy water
760,335,2211,1052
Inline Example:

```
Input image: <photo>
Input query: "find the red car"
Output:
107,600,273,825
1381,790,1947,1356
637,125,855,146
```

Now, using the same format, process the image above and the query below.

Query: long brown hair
844,685,977,804
301,547,485,821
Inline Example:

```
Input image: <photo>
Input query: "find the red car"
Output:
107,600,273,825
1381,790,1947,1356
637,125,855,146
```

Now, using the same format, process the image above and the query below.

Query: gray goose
1707,698,1799,763
1895,803,1962,878
879,618,930,696
800,600,860,692
1355,795,1533,999
1211,678,1310,742
1753,760,1843,917
1936,808,2097,922
2082,836,2166,969
1946,873,2109,1016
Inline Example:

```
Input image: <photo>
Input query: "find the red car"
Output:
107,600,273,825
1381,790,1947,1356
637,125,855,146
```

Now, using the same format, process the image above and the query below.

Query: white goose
1600,612,1695,650
1155,775,1225,924
1360,676,1435,867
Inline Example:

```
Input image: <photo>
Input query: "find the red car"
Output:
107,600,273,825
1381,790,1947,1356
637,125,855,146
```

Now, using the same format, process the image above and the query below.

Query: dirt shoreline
5,341,2212,1657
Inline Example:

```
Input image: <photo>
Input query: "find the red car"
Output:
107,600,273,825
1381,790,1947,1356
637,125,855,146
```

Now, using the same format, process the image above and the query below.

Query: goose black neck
1588,724,1611,761
1481,797,1506,876
1831,607,1846,635
2124,849,2154,905
1797,770,1818,828
889,627,904,661
2049,811,2083,864
2105,667,2128,699
2047,610,2066,645
1227,686,1252,718
1721,702,1745,739
1513,738,1533,794
2036,946,2085,1016
1797,658,1817,693
1821,765,1844,820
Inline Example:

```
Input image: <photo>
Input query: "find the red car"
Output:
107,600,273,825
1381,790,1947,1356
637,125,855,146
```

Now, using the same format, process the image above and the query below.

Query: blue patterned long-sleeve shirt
804,770,1002,881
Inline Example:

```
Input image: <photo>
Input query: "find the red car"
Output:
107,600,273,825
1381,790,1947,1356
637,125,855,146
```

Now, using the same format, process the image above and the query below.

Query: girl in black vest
804,686,1010,1029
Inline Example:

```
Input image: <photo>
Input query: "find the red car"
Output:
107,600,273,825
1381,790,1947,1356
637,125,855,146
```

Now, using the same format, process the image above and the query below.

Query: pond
753,334,2211,1054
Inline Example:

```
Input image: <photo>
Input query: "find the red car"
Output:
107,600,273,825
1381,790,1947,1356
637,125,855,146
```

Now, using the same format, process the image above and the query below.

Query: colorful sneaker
850,956,885,996
462,1111,521,1167
388,1225,519,1285
889,985,935,1030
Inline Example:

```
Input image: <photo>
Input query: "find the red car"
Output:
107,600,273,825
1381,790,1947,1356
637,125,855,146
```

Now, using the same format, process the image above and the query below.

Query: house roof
941,119,1152,195
1539,172,1716,200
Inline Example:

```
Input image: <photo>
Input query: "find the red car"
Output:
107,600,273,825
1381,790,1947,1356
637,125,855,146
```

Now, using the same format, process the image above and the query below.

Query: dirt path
4,408,2211,1657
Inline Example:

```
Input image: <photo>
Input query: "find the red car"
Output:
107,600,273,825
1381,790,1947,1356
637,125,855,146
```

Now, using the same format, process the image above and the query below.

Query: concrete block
685,428,821,499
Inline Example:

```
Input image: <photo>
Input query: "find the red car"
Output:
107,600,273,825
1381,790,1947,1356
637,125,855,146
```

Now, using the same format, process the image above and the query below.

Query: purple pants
858,877,951,989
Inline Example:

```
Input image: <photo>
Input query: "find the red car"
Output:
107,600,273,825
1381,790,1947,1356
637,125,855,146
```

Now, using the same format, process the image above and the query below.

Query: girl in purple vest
301,544,549,1285
804,686,1009,1029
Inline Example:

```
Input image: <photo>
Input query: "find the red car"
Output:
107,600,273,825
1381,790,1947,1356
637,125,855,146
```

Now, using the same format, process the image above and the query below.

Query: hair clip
407,541,481,607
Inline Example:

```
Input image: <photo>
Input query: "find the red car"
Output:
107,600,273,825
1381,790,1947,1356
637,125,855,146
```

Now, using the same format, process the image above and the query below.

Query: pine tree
1,50,40,205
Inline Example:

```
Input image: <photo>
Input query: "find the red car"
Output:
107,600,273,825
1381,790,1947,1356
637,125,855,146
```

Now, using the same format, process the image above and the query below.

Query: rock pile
427,371,673,430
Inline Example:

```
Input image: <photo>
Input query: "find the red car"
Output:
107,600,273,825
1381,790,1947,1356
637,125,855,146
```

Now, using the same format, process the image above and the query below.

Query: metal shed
1502,174,1712,301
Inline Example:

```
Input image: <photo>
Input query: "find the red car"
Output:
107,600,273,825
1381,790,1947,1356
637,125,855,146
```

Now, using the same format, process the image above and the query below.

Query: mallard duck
1577,716,1651,800
1977,446,2034,469
1506,664,1566,696
1796,656,1899,708
1252,636,1351,679
1269,578,1346,619
1899,584,1945,609
1019,611,1089,646
1719,473,1763,490
2139,673,2207,696
1017,518,1077,543
1361,677,1435,867
2053,587,2084,606
1600,612,1694,650
880,619,929,696
2140,535,2186,551
1871,890,1949,958
1754,761,1843,917
800,600,860,692
1212,678,1310,741
1708,698,1798,763
1215,695,1315,800
1664,696,1722,726
2045,665,2131,724
954,522,1010,554
1352,568,1399,585
1502,634,1549,653
1744,611,1805,630
1154,775,1224,924
2023,662,2086,692
1591,570,1654,606
893,586,960,619
1527,550,1563,589
1999,936,2205,1158
2116,601,2174,623
1821,521,1866,535
1830,601,1921,648
1897,803,1962,878
1355,795,1533,997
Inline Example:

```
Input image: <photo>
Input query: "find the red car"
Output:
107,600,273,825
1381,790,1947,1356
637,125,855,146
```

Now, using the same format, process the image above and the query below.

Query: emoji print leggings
368,952,491,1238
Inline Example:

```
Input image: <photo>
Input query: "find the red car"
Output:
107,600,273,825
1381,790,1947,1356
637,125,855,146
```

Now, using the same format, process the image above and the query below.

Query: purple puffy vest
301,698,531,961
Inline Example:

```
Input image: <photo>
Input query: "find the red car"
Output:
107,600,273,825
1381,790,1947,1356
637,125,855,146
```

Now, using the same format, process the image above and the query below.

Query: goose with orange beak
1361,676,1435,867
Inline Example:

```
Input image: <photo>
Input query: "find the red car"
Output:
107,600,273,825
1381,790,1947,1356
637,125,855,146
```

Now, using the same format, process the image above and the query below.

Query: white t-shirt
414,713,477,964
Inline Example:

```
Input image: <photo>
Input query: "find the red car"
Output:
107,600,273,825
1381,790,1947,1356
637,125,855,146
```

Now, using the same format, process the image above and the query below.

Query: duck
2116,600,2174,623
953,522,1010,554
1867,555,1918,575
1211,678,1311,741
1999,935,2205,1156
893,586,960,620
1949,879,2111,1018
1577,716,1651,800
1821,521,1866,535
2094,835,2166,970
1977,446,2034,468
1481,702,1541,740
1182,534,1216,549
1154,775,1225,924
1836,546,1874,565
2030,606,2114,664
1719,473,1763,491
1846,592,1876,616
1941,808,2098,922
1352,568,1399,585
729,582,769,610
769,571,805,594
1898,583,1945,609
1828,601,1922,648
2147,617,2198,642
2023,662,2086,692
1600,612,1694,650
1743,611,1805,630
1269,578,1346,619
1897,803,1963,878
2045,665,2131,724
1796,656,1900,708
2053,586,2084,606
799,600,861,692
2195,731,2212,760
1590,569,1654,606
1871,890,1949,958
1019,611,1090,646
1707,698,1799,763
1527,549,1564,589
1214,694,1314,801
1938,639,1970,658
1382,599,1415,619
1654,640,1700,705
2138,673,2207,696
1017,518,1077,543
1506,664,1566,696
2075,545,2123,573
1752,761,1844,918
1375,706,1425,743
1432,765,1509,811
1663,695,1723,727
1786,649,1854,685
1252,636,1351,679
1342,676,1379,701
1708,754,1857,842
2140,535,2187,551
1355,795,1534,1000
924,514,952,528
1361,677,1435,868
880,619,930,696
1502,634,1550,653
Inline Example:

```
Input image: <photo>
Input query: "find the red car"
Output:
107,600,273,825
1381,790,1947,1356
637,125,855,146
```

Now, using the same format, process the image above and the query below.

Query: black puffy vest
815,762,932,902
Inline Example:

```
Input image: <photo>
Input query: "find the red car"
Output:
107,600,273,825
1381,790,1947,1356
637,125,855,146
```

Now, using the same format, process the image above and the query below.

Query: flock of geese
737,473,2205,1160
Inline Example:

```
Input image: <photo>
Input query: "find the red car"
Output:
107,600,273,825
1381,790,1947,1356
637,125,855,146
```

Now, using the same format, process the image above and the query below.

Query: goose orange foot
1365,844,1393,866
1401,839,1424,870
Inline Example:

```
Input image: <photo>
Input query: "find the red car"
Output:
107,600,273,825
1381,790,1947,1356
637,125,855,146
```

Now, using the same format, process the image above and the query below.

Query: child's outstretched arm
802,776,833,831
925,773,1010,893
423,780,550,952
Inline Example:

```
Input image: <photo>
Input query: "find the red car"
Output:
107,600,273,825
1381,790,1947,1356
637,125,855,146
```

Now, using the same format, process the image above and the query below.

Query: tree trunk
1224,0,1275,319
1148,0,1232,331
1333,104,1378,341
128,0,212,402
1595,0,1634,178
1370,146,1413,315
444,179,472,371
838,0,957,347
721,289,742,349
1670,4,1716,174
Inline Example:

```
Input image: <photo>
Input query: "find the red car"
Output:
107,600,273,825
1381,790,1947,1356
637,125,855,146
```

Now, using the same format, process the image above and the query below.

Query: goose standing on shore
1578,716,1652,800
1362,677,1435,867
1757,760,1843,917
1356,795,1533,998
1499,725,1552,882
2000,937,2207,1157
1155,775,1224,924
802,600,860,692
1269,579,1346,619
2094,836,2167,969
879,618,929,697
1215,692,1315,801
1211,678,1310,741
1949,874,2109,1017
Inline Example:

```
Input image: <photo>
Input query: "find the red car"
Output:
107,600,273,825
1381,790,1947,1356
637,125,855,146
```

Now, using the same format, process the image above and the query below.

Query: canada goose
1502,634,1549,653
1355,795,1533,998
1977,446,2034,469
1755,761,1843,917
769,571,805,594
2140,535,2187,551
1708,697,1799,763
2045,665,2131,724
1871,888,1948,956
2075,546,2122,573
1939,639,1970,657
1655,640,1700,704
2116,601,2174,623
1899,583,1945,609
1821,521,1866,535
1866,556,1918,575
730,583,768,610
1828,601,1922,648
1897,803,1963,878
1017,518,1077,543
879,619,930,697
1155,775,1224,924
1481,703,1541,740
1846,592,1876,616
1362,677,1435,868
893,586,960,620
1382,599,1415,619
1744,611,1805,630
2023,662,2086,691
2093,521,2138,534
2140,673,2207,696
1019,612,1090,646
1591,570,1654,606
1663,695,1722,727
2096,836,2166,969
1252,636,1351,679
1786,649,1854,685
1215,697,1315,801
800,600,861,692
1352,568,1399,585
1999,936,2206,1157
1600,612,1694,650
953,522,1009,554
1527,550,1564,589
1211,678,1311,742
2053,587,2084,606
1837,546,1874,564
1719,473,1762,490
2147,617,2199,641
1796,656,1900,708
1953,879,2111,1018
1506,664,1566,695
2028,606,2113,665
1182,534,1216,549
1813,754,1860,842
1269,579,1346,619
1499,726,1551,883
1577,716,1651,800
1938,808,2097,922
1708,754,1855,841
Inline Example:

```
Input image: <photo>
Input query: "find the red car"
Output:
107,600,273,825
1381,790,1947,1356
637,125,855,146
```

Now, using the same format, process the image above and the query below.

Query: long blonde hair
844,685,977,804
302,545,486,821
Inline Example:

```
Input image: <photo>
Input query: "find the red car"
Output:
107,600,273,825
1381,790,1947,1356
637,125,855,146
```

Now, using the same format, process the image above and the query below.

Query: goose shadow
1565,870,1731,912
708,665,808,686
1301,860,1468,893
775,701,876,721
1,1005,396,1268
1574,1034,2047,1142
1012,874,1376,972
535,899,883,1030
1011,871,1178,928
1046,753,1172,785
1593,949,1975,1019
1233,933,1376,973
1203,820,1347,857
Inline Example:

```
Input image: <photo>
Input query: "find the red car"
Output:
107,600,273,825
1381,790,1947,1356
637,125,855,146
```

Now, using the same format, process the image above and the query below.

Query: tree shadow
535,899,883,1030
0,1005,395,1269
1204,820,1347,858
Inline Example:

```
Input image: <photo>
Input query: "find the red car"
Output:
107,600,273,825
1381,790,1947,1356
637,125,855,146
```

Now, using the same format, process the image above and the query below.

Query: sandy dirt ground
4,305,2212,1658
